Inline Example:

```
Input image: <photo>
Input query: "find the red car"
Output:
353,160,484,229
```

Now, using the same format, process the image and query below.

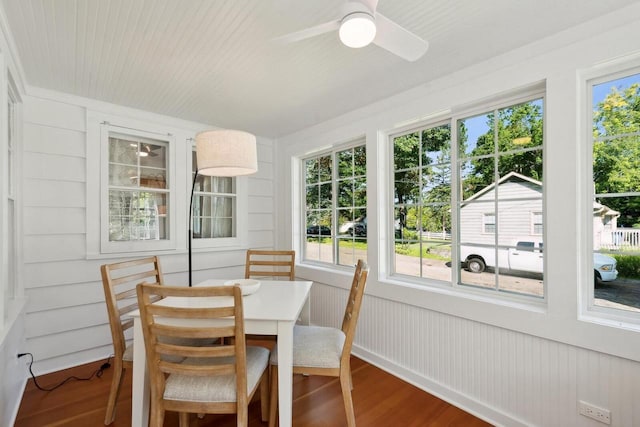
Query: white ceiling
2,0,637,137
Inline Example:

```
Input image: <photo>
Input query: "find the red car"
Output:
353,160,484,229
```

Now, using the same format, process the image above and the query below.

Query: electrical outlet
579,401,611,425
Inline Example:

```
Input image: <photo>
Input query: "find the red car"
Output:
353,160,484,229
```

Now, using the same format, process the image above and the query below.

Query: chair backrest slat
137,283,249,408
245,249,295,280
101,256,164,360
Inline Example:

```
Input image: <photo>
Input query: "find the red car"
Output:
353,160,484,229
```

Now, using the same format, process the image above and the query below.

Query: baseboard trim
352,344,527,427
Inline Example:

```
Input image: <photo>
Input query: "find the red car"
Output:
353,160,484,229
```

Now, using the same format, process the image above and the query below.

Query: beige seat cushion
164,346,269,403
270,325,345,369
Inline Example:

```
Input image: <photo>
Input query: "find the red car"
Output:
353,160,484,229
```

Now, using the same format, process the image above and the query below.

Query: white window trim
101,125,176,253
299,138,367,268
385,85,546,305
483,212,496,234
580,58,640,327
531,211,543,235
1,63,25,334
86,112,179,257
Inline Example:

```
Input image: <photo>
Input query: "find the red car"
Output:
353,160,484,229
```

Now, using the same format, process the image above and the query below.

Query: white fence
599,228,640,251
419,230,452,240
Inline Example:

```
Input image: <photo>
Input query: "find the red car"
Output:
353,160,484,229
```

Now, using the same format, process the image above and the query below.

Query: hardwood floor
15,354,491,426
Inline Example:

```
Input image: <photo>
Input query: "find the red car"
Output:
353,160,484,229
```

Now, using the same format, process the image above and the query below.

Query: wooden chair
245,249,295,281
244,249,295,343
100,256,164,425
137,283,270,427
268,259,369,427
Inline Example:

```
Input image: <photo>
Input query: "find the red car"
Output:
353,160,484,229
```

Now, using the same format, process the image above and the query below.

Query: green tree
393,125,454,233
593,83,640,226
464,101,543,196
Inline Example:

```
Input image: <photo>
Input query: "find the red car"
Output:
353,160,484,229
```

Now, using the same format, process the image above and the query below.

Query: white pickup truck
460,240,618,282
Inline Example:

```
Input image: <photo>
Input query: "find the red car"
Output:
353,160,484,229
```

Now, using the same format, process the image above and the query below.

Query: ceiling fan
275,0,429,62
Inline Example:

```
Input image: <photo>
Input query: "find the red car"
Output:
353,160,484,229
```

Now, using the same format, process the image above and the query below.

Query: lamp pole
188,169,199,287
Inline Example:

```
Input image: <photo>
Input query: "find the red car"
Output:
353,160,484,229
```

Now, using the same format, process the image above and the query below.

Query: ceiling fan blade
373,13,429,62
358,0,379,13
273,20,340,44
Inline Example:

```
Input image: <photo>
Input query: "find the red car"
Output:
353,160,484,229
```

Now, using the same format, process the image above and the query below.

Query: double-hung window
587,67,640,318
191,149,236,239
304,142,367,267
99,122,175,254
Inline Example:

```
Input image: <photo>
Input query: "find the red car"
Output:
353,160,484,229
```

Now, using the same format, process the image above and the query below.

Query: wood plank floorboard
15,354,492,426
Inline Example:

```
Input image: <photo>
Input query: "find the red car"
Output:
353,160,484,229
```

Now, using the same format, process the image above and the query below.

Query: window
391,91,545,299
483,213,496,233
304,143,367,267
4,83,18,322
191,150,236,239
457,97,544,297
99,123,176,254
588,69,640,315
532,211,543,235
393,123,452,281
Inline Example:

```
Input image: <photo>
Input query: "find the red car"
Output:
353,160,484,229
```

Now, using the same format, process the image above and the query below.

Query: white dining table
130,279,313,427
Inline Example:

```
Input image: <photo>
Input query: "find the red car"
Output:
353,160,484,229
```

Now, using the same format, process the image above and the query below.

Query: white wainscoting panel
310,281,640,426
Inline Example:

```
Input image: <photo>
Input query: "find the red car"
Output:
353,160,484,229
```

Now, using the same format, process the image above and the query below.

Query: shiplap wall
21,94,275,374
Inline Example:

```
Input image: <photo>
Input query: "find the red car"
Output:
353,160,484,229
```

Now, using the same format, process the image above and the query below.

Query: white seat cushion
271,325,345,369
123,343,133,362
163,345,269,403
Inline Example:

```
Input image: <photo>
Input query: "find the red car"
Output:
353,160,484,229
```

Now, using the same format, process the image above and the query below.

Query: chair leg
104,361,124,425
150,405,165,427
238,404,248,427
260,370,270,422
178,412,190,427
268,365,279,427
340,370,356,427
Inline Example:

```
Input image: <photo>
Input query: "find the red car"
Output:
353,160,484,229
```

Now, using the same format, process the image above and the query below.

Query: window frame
2,71,21,326
483,212,496,234
581,61,640,326
86,113,180,257
387,86,546,303
301,139,367,268
100,124,176,254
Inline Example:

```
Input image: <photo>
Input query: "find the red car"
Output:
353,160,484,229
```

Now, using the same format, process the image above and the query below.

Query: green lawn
308,237,451,260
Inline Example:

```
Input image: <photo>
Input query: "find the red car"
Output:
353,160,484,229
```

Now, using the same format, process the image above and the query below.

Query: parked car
306,225,331,236
461,240,618,282
339,216,367,237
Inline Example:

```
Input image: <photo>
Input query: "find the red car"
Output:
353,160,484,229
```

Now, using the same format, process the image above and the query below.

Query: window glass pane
458,98,544,298
318,155,332,182
459,113,491,159
108,133,169,243
393,124,452,282
591,72,640,314
337,149,353,178
303,144,366,265
394,132,420,170
319,183,332,209
305,159,318,184
109,190,165,241
192,149,236,240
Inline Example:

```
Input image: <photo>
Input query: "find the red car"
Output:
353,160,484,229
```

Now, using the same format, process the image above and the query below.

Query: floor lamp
189,129,258,286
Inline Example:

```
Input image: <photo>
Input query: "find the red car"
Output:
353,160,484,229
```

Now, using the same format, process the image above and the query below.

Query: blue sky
593,74,639,107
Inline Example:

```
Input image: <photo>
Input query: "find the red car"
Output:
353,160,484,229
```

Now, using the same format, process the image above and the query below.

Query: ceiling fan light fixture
339,12,376,48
